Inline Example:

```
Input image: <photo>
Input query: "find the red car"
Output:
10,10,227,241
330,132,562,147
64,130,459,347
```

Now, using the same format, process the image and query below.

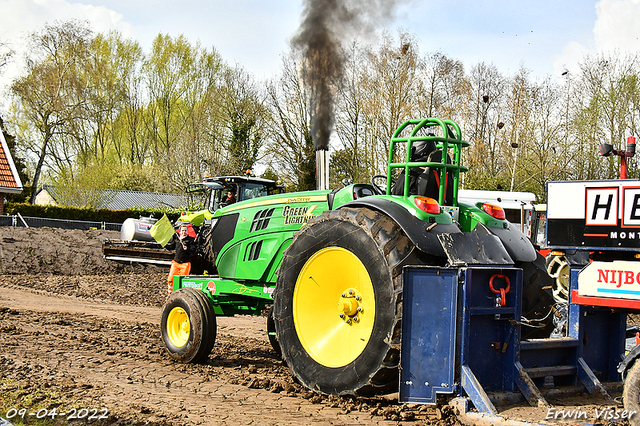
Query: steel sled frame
400,265,624,422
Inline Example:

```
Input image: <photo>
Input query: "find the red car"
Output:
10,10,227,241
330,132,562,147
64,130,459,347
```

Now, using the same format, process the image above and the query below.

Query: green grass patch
0,378,69,425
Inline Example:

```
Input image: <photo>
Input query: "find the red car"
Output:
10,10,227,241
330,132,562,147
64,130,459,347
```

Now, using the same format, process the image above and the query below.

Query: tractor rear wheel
273,207,417,396
161,288,216,363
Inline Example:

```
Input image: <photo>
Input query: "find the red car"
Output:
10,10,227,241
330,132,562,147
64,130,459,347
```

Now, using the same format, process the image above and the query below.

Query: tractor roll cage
386,118,469,206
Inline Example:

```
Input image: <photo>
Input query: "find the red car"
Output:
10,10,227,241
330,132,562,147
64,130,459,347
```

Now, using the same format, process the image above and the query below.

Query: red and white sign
546,180,640,249
578,261,640,300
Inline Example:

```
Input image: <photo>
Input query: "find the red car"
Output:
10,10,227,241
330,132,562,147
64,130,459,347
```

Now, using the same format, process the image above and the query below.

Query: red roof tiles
0,130,22,192
0,146,18,188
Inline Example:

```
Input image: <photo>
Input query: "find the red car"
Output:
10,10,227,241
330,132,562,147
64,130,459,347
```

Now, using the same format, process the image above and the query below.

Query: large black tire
266,305,281,357
624,361,640,426
273,207,419,396
520,253,557,339
161,288,216,363
202,225,218,275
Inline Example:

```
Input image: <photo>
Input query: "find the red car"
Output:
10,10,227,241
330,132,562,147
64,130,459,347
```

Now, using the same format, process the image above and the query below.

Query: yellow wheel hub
166,307,191,348
293,247,375,368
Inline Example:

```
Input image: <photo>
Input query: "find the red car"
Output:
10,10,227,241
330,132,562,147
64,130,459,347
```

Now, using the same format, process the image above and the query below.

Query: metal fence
0,214,121,231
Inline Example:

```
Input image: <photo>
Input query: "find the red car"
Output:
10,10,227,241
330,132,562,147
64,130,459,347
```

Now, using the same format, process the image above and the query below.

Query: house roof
38,185,187,210
0,127,23,194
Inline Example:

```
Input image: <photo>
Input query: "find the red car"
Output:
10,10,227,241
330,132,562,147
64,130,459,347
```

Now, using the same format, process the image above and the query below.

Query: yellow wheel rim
293,247,375,368
166,306,190,348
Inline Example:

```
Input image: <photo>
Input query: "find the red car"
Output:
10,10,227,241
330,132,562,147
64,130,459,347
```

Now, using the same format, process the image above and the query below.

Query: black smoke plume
292,0,406,150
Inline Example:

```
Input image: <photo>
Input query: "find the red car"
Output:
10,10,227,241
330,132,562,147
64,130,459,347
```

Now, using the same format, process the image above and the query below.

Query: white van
458,189,536,238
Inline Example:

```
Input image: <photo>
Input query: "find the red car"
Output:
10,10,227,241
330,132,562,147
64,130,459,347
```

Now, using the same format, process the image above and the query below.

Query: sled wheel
546,254,569,303
267,305,281,357
274,207,417,396
161,288,216,363
624,362,640,425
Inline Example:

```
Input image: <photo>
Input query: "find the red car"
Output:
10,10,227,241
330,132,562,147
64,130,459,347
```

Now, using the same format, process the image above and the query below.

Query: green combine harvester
161,117,553,396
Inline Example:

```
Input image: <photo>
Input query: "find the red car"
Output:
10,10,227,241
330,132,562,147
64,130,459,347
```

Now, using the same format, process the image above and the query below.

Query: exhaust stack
316,149,329,190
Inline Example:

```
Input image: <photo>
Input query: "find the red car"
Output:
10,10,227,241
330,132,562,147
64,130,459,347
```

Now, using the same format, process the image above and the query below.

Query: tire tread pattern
274,207,417,396
161,288,216,364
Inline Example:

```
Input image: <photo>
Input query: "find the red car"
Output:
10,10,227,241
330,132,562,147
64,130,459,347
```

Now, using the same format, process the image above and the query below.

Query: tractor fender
338,198,457,257
618,344,640,379
340,198,516,265
481,223,537,263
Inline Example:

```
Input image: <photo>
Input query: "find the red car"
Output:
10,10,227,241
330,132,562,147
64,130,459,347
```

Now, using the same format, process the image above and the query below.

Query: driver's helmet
411,140,436,162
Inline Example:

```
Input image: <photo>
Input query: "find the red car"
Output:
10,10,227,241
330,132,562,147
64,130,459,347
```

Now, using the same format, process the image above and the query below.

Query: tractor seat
391,149,454,205
420,150,454,206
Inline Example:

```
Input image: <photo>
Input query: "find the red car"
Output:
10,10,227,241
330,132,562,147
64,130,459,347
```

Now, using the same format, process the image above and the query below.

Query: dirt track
0,227,631,425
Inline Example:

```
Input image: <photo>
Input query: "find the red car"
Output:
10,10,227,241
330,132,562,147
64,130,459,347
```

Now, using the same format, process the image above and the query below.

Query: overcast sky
0,0,639,94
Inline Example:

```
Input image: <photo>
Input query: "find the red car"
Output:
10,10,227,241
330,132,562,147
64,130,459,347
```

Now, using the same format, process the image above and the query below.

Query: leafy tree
143,34,193,160
85,32,143,167
260,167,279,182
10,20,92,203
222,66,269,175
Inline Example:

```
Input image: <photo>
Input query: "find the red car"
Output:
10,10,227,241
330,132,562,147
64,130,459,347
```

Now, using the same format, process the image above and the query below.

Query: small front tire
161,288,216,363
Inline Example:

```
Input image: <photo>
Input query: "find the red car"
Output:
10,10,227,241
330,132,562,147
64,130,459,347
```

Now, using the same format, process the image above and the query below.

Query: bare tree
265,51,315,190
0,40,14,74
463,62,507,190
333,40,373,184
573,53,640,179
361,30,423,172
222,66,270,175
419,51,468,121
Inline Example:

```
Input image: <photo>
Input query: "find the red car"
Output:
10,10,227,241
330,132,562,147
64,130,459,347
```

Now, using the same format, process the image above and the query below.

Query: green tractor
161,118,554,396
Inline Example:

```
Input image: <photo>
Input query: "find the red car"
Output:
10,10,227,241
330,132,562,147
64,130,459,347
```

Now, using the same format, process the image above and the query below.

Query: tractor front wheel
161,288,216,363
273,207,417,396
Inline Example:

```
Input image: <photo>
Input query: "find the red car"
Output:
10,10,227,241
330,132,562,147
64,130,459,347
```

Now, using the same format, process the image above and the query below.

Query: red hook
489,274,511,307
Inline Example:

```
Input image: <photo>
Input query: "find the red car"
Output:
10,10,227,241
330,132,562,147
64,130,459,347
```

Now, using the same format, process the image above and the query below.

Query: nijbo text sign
546,180,640,250
578,261,640,300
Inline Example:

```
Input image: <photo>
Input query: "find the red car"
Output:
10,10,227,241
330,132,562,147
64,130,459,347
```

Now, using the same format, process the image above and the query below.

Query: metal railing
0,214,121,231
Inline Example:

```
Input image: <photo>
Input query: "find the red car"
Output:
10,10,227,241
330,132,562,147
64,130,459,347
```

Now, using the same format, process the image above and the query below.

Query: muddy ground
0,227,631,425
